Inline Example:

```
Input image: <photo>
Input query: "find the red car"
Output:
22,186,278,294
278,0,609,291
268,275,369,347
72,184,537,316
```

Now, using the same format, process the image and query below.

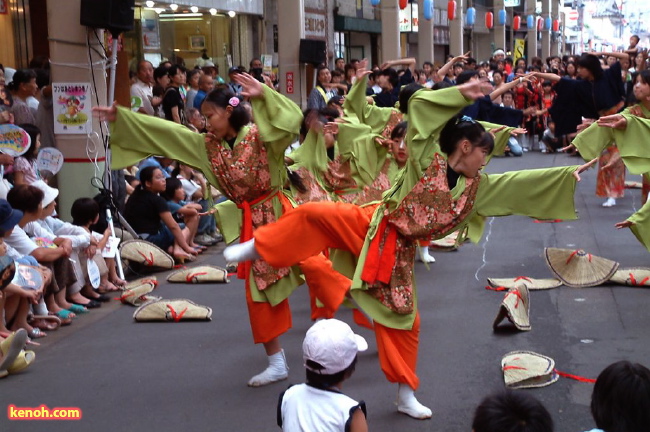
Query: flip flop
67,304,88,314
51,310,76,320
28,328,47,339
8,350,35,374
0,329,29,377
30,318,59,332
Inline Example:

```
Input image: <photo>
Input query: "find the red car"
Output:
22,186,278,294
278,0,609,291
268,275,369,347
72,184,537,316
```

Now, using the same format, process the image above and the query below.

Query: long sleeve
474,166,579,219
343,76,394,134
110,107,217,186
288,129,329,173
573,106,650,175
336,122,383,187
251,85,302,155
628,198,650,252
477,121,514,162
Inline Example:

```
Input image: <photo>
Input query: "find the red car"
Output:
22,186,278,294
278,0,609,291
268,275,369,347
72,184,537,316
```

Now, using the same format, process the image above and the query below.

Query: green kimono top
110,86,305,306
348,87,579,330
572,104,650,251
343,75,404,139
288,122,390,205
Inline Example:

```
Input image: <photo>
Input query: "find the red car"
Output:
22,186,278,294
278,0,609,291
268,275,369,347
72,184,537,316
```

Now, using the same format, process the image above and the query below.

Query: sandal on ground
50,310,76,320
28,328,47,339
67,304,88,314
0,329,28,377
72,300,101,309
97,282,121,293
93,293,111,303
30,318,60,332
8,350,36,374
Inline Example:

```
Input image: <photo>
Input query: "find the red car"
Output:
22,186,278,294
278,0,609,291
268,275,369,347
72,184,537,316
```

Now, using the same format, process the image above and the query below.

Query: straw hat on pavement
544,248,618,288
501,350,559,389
493,282,531,331
609,268,650,287
487,276,562,291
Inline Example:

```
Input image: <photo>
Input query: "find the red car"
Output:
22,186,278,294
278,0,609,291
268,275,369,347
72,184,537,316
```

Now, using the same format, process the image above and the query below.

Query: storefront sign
305,12,326,38
514,38,526,62
399,3,419,32
52,83,92,135
286,72,294,94
0,0,7,14
504,0,520,7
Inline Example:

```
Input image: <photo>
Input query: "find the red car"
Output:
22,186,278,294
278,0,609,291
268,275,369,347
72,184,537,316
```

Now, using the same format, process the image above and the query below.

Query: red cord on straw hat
485,285,508,291
505,289,524,308
514,276,532,283
566,250,592,264
555,370,596,383
629,273,650,286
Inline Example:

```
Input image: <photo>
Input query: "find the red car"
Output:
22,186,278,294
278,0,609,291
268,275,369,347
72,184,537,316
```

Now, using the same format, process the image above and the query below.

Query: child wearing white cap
278,319,368,432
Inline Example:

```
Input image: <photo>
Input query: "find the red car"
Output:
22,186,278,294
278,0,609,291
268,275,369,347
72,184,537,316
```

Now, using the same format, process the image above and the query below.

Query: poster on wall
0,0,7,14
141,10,160,50
52,83,92,135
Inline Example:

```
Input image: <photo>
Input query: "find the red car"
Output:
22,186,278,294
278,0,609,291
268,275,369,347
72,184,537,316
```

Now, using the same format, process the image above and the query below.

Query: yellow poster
514,39,526,63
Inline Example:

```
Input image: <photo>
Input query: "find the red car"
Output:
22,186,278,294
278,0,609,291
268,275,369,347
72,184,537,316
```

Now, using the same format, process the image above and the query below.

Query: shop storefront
123,1,263,74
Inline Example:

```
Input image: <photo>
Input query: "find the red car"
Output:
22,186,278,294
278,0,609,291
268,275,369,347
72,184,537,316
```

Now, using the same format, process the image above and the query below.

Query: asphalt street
1,151,648,432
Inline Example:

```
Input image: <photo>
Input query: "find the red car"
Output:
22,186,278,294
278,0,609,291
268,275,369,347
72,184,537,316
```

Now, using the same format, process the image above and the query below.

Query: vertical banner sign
0,0,7,14
286,72,294,94
514,38,526,62
52,83,92,134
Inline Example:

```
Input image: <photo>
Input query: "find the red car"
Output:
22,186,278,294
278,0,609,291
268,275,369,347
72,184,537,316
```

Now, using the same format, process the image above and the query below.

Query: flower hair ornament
228,97,240,107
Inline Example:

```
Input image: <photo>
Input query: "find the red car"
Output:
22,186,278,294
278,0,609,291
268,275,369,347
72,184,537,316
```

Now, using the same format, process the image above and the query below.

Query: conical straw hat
544,248,618,288
120,281,160,307
429,231,460,250
133,299,212,322
609,268,650,287
120,240,174,269
124,276,158,291
487,276,562,291
501,350,559,389
493,283,531,331
167,265,229,284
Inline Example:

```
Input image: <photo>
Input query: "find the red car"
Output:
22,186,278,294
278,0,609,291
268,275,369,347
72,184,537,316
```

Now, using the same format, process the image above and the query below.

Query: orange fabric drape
374,313,420,389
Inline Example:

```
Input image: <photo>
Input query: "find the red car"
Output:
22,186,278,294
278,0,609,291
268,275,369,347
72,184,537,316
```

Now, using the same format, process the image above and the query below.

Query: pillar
449,0,464,56
47,0,106,220
418,1,435,65
541,0,551,60
277,0,304,106
381,0,400,62
494,0,506,52
526,0,537,62
550,0,560,56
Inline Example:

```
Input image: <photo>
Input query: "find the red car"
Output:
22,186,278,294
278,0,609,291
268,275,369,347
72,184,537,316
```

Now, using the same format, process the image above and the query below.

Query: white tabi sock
418,246,436,263
223,238,260,263
396,384,432,419
247,349,289,387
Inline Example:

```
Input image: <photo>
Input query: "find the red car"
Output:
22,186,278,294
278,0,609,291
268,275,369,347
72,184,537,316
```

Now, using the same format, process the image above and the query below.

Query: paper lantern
544,16,552,30
485,11,494,29
497,9,507,26
537,17,544,31
552,19,560,32
423,0,433,21
466,7,476,26
370,0,380,5
513,15,521,31
399,0,407,9
527,14,535,29
447,0,456,21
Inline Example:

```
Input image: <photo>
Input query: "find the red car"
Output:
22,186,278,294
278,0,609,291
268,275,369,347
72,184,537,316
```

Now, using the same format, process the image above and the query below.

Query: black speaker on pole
80,0,135,35
299,39,327,65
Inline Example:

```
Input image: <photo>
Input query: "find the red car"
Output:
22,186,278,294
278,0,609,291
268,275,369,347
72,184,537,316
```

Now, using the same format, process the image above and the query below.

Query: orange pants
255,201,421,389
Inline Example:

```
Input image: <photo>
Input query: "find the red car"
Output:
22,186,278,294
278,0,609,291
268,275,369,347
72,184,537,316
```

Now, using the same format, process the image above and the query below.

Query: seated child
540,120,561,153
161,177,203,252
472,390,553,432
586,360,650,432
70,197,125,292
277,319,368,432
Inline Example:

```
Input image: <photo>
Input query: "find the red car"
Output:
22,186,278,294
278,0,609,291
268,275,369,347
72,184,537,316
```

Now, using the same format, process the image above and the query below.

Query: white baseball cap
303,319,368,375
31,180,59,207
